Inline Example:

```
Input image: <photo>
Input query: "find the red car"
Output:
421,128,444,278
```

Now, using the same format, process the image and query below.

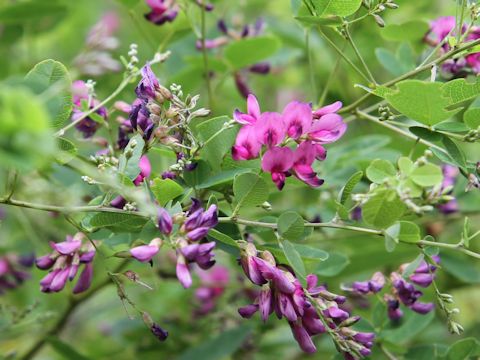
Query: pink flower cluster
238,244,374,357
129,199,218,289
0,253,33,294
427,16,480,74
36,233,96,294
194,266,230,315
232,94,347,190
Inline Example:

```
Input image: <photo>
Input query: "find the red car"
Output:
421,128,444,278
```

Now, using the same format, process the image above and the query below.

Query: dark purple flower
157,208,173,235
135,63,160,100
0,254,32,295
144,0,178,26
151,323,169,341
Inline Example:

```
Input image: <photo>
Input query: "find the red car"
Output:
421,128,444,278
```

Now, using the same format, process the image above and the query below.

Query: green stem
344,25,376,84
339,38,480,114
318,29,372,83
19,261,129,360
319,42,346,106
417,239,480,260
457,0,467,44
54,75,135,137
200,5,213,110
306,30,317,100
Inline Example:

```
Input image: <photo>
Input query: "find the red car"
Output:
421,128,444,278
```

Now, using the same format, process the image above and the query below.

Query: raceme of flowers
238,243,374,357
129,199,219,289
232,94,347,190
0,253,33,294
345,256,439,320
426,16,480,75
71,80,108,138
36,233,96,294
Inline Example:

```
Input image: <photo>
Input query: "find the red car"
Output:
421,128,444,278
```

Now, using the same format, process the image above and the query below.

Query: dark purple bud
73,263,94,294
200,205,218,228
161,171,177,180
354,332,375,345
135,63,159,100
157,207,173,235
187,227,210,241
35,255,55,270
290,322,316,353
410,301,435,314
180,244,199,260
409,273,434,288
217,20,228,34
249,62,271,74
110,196,126,209
151,323,168,341
234,72,251,99
238,304,258,318
326,306,349,321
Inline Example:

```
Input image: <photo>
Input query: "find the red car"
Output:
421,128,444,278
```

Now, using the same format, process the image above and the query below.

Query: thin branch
344,25,376,84
339,38,480,114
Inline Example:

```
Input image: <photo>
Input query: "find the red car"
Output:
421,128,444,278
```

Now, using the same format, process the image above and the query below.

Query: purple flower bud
49,267,70,292
161,171,176,179
410,301,435,314
176,259,192,289
157,207,173,235
135,63,159,100
80,250,96,263
290,322,317,353
130,244,159,263
326,306,349,321
151,323,168,341
238,304,259,318
249,62,271,74
73,263,94,294
68,264,79,281
110,196,126,209
186,227,210,241
409,273,434,288
259,288,272,321
52,240,82,255
217,20,228,34
35,255,55,270
200,205,218,228
354,332,375,345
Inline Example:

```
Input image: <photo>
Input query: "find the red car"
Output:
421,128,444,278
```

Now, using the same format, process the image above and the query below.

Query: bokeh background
0,0,479,359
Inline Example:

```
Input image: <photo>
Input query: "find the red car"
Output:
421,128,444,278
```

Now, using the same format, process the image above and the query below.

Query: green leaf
441,253,480,284
411,163,443,187
375,48,405,77
295,15,342,27
195,116,238,169
277,211,305,241
224,36,281,70
382,311,435,343
151,178,184,206
281,240,306,281
208,229,239,255
293,244,329,261
363,189,406,228
179,325,252,360
397,221,421,243
409,127,444,142
24,59,72,129
442,136,467,169
434,121,469,133
366,159,396,184
446,338,480,360
441,77,480,106
398,157,414,175
118,134,145,181
47,337,90,360
315,252,349,277
196,168,253,189
385,80,459,126
463,107,480,129
381,20,430,42
87,212,147,232
233,173,269,214
312,0,362,17
339,171,363,205
56,137,77,164
384,224,398,253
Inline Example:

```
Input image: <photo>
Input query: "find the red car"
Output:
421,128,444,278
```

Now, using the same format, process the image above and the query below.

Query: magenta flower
232,95,346,190
233,94,262,125
231,125,262,161
133,155,152,186
282,101,312,139
292,141,324,187
261,147,294,190
36,233,96,294
144,0,178,26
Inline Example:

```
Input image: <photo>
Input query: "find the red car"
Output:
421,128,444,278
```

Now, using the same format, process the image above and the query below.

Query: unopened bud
373,14,385,27
260,201,272,211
